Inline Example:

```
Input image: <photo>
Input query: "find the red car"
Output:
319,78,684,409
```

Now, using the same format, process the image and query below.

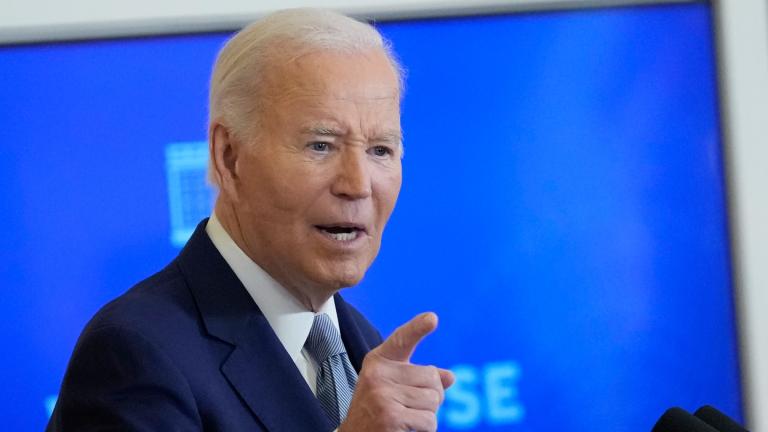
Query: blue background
0,3,741,430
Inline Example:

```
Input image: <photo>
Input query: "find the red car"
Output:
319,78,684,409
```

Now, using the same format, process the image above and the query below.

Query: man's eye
370,146,392,157
309,142,330,152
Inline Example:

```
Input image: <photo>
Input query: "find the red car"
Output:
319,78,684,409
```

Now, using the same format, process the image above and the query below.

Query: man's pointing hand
339,312,455,432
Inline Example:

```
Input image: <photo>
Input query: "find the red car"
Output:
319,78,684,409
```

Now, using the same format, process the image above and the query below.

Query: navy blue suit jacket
48,220,383,431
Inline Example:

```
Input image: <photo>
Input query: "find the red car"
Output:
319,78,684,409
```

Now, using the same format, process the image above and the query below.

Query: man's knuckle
360,358,385,381
426,365,439,377
428,388,441,408
366,365,387,384
426,365,442,385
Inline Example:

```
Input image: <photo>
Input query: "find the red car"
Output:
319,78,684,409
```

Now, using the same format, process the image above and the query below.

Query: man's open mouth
315,224,366,242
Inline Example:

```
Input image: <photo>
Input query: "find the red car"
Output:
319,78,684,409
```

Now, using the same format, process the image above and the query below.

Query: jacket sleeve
47,325,201,431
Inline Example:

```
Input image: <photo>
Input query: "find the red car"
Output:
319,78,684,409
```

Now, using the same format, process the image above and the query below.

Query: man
48,8,454,432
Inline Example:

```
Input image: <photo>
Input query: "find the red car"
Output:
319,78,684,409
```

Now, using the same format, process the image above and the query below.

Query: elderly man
48,8,453,432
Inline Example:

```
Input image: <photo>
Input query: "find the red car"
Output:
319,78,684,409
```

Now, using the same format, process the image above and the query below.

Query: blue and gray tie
304,313,358,428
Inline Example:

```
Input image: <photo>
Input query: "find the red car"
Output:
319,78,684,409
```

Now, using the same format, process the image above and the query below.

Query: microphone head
694,405,748,432
652,407,720,432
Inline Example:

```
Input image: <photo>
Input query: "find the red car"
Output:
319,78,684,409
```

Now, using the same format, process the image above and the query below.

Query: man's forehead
275,85,400,103
263,48,400,94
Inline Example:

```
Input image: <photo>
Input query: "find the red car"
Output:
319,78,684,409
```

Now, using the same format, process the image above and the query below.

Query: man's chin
318,266,367,292
310,252,370,281
329,271,365,291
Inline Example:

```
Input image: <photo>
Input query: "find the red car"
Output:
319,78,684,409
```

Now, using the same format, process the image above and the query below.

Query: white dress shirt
205,213,341,396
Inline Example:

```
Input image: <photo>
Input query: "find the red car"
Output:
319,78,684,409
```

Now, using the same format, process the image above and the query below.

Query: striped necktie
304,313,358,428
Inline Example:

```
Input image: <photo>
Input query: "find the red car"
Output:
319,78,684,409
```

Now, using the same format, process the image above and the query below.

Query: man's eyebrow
301,125,345,137
373,131,403,143
301,124,403,144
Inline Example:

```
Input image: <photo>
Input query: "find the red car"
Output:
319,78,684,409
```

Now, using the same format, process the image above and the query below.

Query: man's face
226,48,402,306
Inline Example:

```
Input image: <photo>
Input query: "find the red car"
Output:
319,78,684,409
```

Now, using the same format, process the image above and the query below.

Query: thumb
376,312,438,362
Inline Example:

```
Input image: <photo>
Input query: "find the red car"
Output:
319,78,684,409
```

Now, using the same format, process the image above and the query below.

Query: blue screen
0,3,741,430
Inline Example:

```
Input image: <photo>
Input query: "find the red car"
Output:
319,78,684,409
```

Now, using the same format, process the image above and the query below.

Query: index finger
376,312,438,362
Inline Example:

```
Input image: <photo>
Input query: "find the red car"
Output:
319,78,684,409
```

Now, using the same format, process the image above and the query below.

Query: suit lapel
220,315,334,432
177,220,334,432
335,294,377,372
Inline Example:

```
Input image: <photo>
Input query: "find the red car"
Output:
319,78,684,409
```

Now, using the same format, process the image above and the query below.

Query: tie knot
305,313,346,364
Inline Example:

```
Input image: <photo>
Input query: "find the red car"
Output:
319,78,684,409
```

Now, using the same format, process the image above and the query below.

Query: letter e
484,361,524,425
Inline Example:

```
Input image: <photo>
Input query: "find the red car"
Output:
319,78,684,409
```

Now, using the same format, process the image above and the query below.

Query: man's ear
209,121,241,201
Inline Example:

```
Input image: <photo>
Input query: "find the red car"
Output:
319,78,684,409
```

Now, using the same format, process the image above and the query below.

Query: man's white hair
207,8,404,187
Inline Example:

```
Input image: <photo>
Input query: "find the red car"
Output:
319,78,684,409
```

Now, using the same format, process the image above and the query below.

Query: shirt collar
205,213,340,364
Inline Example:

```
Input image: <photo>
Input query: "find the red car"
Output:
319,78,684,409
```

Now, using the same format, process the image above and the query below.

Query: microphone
652,407,719,432
694,406,749,432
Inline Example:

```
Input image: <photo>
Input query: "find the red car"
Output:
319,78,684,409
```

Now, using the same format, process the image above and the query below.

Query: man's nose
331,149,372,200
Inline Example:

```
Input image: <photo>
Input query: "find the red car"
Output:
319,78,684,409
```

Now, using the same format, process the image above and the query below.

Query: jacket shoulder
84,261,203,348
